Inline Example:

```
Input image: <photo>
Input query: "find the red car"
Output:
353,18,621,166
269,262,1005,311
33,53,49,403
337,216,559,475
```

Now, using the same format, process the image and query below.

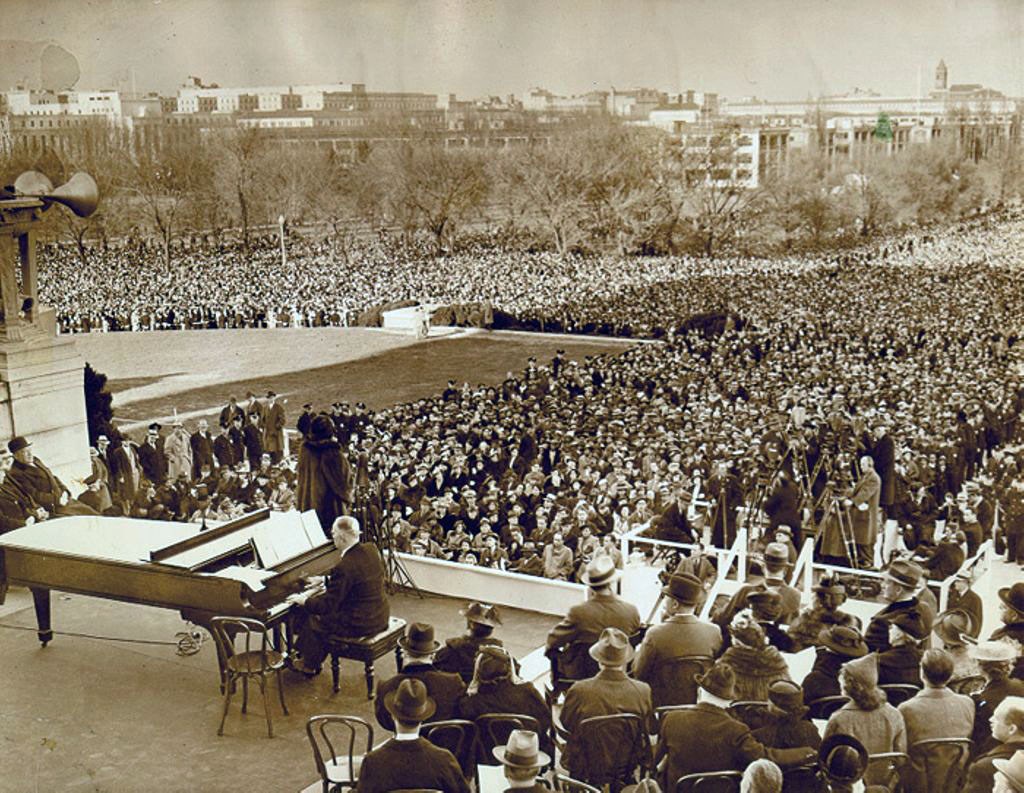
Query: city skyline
2,0,1023,101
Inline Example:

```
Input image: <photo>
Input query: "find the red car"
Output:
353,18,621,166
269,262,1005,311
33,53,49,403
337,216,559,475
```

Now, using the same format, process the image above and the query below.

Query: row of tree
2,117,1023,262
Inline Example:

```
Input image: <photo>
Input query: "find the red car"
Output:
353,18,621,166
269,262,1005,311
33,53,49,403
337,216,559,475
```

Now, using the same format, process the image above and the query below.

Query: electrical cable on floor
0,621,206,656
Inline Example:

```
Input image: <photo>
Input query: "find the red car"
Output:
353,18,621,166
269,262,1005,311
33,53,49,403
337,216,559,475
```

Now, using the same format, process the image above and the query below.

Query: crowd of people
286,508,1024,791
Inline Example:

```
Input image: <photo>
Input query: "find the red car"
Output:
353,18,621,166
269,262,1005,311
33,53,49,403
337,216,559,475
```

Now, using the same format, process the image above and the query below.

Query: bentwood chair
806,694,851,721
305,715,374,792
907,738,972,793
209,616,289,738
649,655,713,708
476,712,546,766
564,713,652,792
675,770,743,792
865,751,909,792
421,718,481,789
880,683,920,706
554,774,601,792
727,700,771,730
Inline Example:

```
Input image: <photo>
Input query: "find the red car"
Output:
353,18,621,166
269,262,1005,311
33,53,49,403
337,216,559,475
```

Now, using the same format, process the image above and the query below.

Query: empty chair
305,715,374,793
906,737,972,793
208,616,288,738
675,770,742,792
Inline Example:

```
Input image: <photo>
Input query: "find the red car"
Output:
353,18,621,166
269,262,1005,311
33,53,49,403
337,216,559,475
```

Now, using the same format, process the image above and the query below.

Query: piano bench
326,616,407,699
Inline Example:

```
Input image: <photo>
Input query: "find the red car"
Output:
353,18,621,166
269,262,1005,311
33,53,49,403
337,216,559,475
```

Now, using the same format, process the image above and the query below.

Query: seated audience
740,758,784,793
993,749,1024,793
356,678,471,793
816,733,871,793
559,628,653,779
787,577,859,653
8,436,97,517
823,653,907,788
877,609,928,688
947,570,984,639
435,602,507,684
721,612,792,702
655,662,814,788
802,626,869,704
991,583,1024,681
375,622,466,732
546,556,641,681
971,641,1024,754
966,696,1024,793
492,729,551,793
933,608,980,681
752,679,822,752
633,572,722,707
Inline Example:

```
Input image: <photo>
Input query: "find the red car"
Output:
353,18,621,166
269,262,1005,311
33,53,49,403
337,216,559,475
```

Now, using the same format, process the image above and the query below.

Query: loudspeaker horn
13,170,99,218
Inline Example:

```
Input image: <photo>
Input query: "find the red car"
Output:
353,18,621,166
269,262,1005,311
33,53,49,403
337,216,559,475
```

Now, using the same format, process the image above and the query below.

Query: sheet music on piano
249,510,325,569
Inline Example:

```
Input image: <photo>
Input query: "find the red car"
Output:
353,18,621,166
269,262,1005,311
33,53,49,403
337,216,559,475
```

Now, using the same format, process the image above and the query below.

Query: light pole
277,214,287,268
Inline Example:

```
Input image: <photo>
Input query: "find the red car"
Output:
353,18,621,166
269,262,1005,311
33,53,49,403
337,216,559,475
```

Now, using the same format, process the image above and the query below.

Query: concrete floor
0,557,1019,792
0,588,554,793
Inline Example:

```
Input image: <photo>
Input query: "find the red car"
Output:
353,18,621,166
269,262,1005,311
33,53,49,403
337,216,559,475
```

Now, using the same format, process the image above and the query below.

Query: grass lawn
107,330,635,430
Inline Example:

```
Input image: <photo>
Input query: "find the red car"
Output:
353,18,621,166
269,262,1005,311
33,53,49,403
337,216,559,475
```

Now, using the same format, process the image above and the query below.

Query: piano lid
0,515,196,564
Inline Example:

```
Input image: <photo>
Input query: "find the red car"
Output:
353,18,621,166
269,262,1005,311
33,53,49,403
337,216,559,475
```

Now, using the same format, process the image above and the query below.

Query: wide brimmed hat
696,662,736,700
475,645,513,683
767,679,807,715
461,602,501,627
580,555,619,588
7,436,31,453
384,678,436,723
885,559,923,589
883,608,930,641
747,588,783,621
994,749,1024,792
589,627,634,666
764,542,791,566
970,640,1017,663
934,609,974,647
819,625,868,658
400,622,441,655
492,728,550,769
662,573,702,605
819,734,868,783
1000,582,1024,614
814,576,847,596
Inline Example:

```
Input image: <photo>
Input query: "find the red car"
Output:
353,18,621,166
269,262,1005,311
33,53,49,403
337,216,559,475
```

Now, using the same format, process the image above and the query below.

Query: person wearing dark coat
356,678,471,793
865,560,932,653
212,424,237,468
7,436,97,516
295,415,353,537
964,695,1024,793
922,532,966,581
752,680,822,752
136,423,168,486
455,645,553,757
764,471,803,540
647,489,696,545
872,426,896,518
991,583,1024,681
435,602,508,684
375,623,467,733
218,396,244,429
801,625,869,704
242,412,263,470
656,662,815,789
189,419,216,479
0,453,34,531
296,404,314,439
877,607,927,688
228,416,245,465
546,556,642,680
288,516,389,675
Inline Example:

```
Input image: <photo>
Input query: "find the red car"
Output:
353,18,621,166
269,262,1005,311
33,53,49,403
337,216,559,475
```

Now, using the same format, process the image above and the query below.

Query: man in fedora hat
633,573,723,707
714,542,801,631
435,602,510,684
375,622,466,732
995,749,1024,793
948,569,984,639
493,729,550,792
970,641,1024,754
991,582,1024,680
546,554,642,680
966,696,1024,793
865,558,933,653
559,627,653,778
7,436,96,517
357,678,471,793
656,661,814,788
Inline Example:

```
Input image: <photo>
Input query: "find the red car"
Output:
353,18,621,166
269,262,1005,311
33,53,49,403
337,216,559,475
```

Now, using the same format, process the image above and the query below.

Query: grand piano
0,508,337,680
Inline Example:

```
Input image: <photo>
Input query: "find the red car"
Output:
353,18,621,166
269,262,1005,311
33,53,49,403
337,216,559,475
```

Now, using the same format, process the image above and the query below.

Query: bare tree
212,127,268,250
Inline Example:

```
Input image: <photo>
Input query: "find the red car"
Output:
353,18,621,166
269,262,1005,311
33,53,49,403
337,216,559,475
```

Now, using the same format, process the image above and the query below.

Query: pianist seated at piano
286,515,390,676
7,436,97,518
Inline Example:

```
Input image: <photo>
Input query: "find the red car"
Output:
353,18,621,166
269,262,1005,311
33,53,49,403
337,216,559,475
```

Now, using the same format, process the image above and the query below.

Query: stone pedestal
0,330,89,485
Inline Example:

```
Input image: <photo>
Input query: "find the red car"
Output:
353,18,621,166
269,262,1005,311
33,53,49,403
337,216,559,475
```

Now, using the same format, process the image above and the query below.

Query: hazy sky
5,0,1023,100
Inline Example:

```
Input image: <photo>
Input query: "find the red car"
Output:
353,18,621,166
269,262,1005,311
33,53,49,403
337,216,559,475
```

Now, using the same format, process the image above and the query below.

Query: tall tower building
935,59,948,90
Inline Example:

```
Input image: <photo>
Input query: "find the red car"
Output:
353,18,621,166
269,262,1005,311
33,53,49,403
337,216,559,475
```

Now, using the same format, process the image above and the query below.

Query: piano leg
30,587,53,646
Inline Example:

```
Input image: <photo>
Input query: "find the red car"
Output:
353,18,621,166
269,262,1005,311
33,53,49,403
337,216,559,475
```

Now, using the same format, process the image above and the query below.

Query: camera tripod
816,488,859,570
354,491,422,598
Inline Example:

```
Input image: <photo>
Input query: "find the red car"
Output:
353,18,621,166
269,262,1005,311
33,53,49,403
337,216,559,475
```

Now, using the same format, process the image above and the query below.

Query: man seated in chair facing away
493,729,551,793
287,515,389,676
357,678,471,793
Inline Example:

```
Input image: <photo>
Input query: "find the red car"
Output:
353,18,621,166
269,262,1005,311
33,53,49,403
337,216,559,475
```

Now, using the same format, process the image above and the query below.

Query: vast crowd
28,211,1020,586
